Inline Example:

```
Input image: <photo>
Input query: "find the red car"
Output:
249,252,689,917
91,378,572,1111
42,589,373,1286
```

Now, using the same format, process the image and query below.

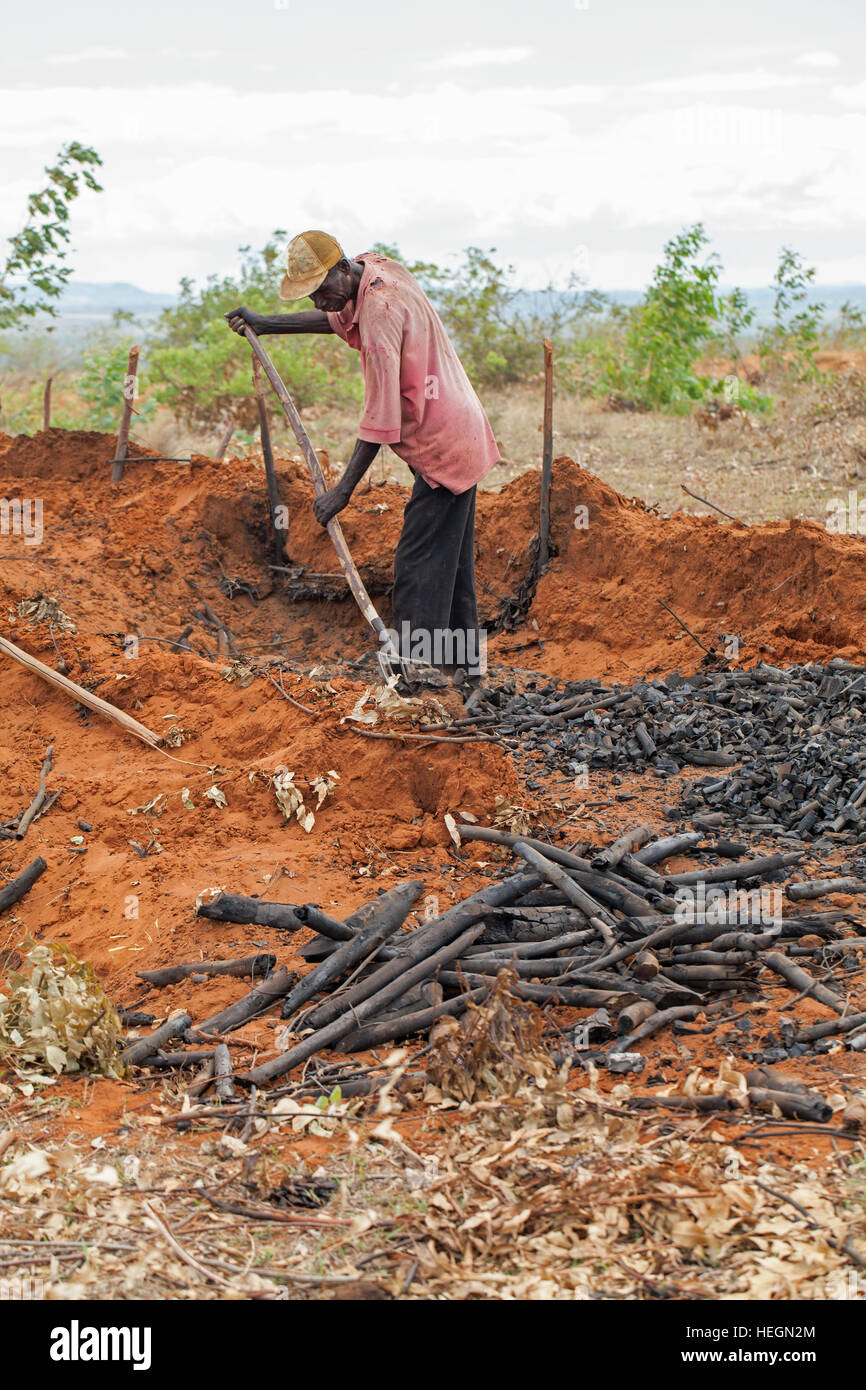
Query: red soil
1,429,866,1104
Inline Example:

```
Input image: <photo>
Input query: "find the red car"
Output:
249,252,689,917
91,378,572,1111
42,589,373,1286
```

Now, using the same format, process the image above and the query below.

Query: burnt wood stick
786,878,866,901
339,987,490,1052
665,852,803,887
121,1013,193,1067
136,953,276,988
661,963,752,984
669,950,758,967
435,971,637,1009
748,1087,832,1124
451,955,594,979
449,957,696,1005
196,894,304,930
692,930,784,953
191,966,294,1036
711,840,749,859
296,880,426,957
279,882,423,1021
761,951,846,1014
617,1001,657,1035
633,949,660,980
299,873,540,1033
634,913,845,945
592,824,654,871
794,1010,866,1042
212,1042,237,1102
462,929,595,960
344,881,425,934
612,852,669,893
458,825,662,910
143,1049,215,1069
243,922,489,1085
745,1066,820,1097
0,856,48,914
185,1059,216,1099
512,842,618,934
15,745,54,840
611,1005,705,1053
591,918,703,972
632,832,703,865
566,868,671,919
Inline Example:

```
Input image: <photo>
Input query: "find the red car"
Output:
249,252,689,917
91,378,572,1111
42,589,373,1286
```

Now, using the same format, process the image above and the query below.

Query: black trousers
390,472,480,674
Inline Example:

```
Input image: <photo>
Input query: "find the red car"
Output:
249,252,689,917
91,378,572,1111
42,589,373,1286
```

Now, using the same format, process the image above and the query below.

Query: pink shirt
327,252,499,494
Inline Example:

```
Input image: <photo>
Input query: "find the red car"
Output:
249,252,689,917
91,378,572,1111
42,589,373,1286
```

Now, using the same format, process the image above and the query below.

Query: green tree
758,247,825,380
376,243,594,389
0,143,103,331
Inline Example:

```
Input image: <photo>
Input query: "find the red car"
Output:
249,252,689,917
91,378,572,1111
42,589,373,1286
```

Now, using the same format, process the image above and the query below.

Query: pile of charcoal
478,659,866,848
111,823,866,1122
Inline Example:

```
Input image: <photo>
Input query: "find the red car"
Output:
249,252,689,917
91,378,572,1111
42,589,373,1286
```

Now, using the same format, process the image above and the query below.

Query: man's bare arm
313,439,381,526
225,307,333,335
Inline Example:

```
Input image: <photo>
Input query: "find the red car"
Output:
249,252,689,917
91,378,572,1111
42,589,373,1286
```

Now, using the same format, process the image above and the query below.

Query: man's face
310,259,355,313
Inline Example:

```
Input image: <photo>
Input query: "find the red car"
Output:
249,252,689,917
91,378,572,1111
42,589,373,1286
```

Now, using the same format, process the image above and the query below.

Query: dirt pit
2,429,866,1294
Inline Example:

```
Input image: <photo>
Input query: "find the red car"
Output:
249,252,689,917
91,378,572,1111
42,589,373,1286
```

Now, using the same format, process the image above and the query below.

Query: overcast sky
1,0,864,294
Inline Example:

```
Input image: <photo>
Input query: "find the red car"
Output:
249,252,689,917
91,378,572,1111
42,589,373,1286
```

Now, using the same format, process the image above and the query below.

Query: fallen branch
0,634,162,749
0,856,48,915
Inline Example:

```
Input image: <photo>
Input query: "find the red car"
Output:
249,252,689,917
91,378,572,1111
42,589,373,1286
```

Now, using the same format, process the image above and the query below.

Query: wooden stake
537,338,554,568
0,633,162,748
42,376,53,431
111,345,140,483
252,355,285,565
242,327,387,644
214,420,235,461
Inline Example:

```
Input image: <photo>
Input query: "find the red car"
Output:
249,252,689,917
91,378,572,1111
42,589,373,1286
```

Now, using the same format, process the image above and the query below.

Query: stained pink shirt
327,252,499,494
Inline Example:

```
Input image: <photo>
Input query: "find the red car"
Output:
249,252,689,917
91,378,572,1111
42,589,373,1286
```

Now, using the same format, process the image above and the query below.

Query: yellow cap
279,230,345,301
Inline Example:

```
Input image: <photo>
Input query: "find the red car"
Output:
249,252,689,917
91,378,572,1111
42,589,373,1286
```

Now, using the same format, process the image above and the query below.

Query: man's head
279,230,355,311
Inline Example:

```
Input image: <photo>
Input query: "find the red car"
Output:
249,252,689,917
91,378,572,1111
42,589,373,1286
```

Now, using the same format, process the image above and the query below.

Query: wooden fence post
43,376,53,431
214,420,235,461
537,338,554,569
111,345,140,482
252,355,285,564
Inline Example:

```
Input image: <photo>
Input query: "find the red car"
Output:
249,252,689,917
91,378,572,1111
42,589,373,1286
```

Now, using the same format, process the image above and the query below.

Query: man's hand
225,306,263,336
313,486,351,527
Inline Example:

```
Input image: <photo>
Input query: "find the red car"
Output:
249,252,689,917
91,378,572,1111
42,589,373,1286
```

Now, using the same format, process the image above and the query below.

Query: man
226,230,499,687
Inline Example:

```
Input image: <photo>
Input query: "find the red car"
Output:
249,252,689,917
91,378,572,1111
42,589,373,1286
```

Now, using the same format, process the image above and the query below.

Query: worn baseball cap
279,230,345,302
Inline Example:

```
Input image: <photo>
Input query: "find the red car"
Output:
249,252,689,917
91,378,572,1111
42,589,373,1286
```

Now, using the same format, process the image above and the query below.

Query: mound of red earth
1,427,866,1017
3,428,865,684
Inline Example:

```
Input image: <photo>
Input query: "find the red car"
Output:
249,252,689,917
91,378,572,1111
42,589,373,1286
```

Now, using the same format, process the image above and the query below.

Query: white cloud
430,46,535,71
1,75,864,292
795,50,840,69
44,46,128,65
831,82,866,108
644,69,813,94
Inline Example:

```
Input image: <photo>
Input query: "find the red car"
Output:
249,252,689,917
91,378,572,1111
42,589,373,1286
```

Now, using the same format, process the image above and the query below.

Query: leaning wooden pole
111,345,140,483
242,326,388,645
251,355,285,566
537,338,554,569
0,634,162,749
43,376,53,431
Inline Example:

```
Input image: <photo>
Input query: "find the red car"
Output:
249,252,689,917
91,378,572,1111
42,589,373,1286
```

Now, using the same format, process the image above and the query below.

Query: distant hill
53,280,177,320
513,283,866,327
